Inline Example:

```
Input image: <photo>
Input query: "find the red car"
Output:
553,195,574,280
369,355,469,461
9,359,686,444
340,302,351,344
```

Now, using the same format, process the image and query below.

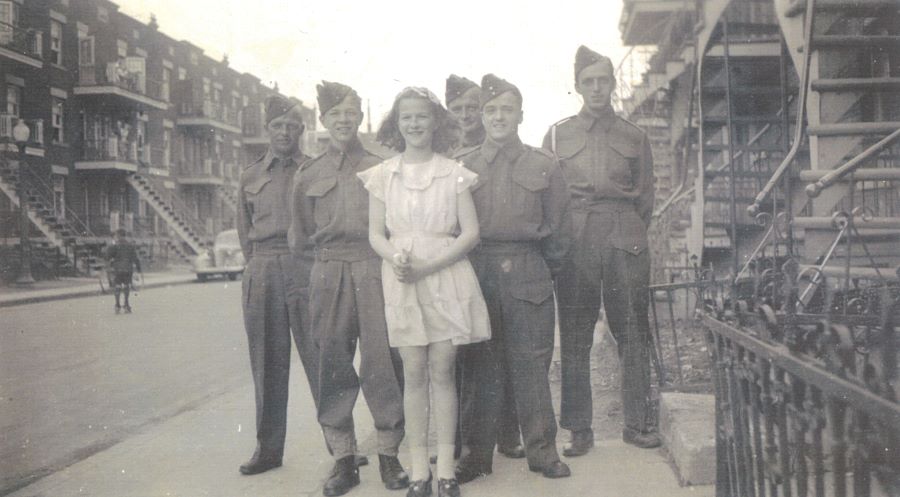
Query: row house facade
0,0,313,279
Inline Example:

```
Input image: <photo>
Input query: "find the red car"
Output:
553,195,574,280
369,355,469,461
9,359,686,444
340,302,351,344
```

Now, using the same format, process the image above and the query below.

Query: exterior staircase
126,173,209,256
216,184,238,214
757,0,900,284
0,159,103,275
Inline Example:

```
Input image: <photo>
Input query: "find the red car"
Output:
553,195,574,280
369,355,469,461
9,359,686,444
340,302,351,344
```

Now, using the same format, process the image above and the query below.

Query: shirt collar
480,135,524,164
263,148,306,170
576,105,616,132
326,136,365,159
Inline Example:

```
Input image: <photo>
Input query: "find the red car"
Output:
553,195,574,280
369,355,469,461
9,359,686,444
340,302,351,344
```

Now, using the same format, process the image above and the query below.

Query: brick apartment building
0,0,315,279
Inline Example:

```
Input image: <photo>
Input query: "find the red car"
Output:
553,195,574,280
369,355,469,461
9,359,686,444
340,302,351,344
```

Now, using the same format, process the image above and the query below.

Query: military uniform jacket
543,106,654,255
289,138,383,256
237,148,310,259
454,135,571,276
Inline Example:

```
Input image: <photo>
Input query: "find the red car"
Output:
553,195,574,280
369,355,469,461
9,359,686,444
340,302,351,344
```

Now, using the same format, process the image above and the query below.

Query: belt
251,237,290,255
315,242,377,262
573,198,636,213
471,240,539,256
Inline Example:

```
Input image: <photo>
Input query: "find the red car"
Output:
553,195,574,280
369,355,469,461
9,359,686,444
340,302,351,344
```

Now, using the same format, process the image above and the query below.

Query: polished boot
454,455,491,485
623,427,661,448
497,443,525,459
239,452,282,475
406,471,433,497
323,455,360,497
379,454,410,490
528,460,572,479
562,428,594,457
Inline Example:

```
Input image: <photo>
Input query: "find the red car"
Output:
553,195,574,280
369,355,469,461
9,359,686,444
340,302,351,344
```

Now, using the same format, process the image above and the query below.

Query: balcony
176,158,224,186
74,137,139,172
0,114,45,157
619,0,695,46
0,21,42,68
178,99,242,135
74,62,168,111
241,105,268,145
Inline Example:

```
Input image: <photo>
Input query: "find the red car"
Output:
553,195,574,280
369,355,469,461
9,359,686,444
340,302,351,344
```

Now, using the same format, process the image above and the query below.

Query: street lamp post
13,119,35,285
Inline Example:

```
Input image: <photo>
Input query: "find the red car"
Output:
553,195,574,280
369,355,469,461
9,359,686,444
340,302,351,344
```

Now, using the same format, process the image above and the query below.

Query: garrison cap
316,81,358,116
480,73,522,107
264,95,299,125
445,75,479,106
574,45,614,82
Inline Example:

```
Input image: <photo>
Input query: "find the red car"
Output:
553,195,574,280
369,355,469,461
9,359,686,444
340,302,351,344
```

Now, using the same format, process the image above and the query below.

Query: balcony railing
0,114,44,145
82,137,139,162
76,62,165,104
0,21,42,61
179,99,240,129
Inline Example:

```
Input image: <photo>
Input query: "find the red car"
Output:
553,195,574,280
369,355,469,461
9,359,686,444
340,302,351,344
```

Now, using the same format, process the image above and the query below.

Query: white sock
410,445,429,481
437,443,456,480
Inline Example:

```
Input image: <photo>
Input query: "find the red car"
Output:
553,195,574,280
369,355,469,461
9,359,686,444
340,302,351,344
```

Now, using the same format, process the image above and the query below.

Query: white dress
357,154,491,347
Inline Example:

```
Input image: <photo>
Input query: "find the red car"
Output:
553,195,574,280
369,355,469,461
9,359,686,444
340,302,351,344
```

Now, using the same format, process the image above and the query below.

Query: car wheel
227,272,238,281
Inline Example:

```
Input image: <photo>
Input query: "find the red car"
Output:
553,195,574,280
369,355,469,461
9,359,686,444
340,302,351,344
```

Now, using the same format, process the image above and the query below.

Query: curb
0,277,196,308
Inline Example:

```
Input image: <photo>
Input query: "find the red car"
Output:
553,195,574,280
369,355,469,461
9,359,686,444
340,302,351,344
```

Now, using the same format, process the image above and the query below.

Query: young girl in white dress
358,87,490,497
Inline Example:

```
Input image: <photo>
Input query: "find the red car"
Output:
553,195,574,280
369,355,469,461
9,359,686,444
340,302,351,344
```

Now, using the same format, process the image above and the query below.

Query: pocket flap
512,174,549,192
554,136,586,159
306,176,338,197
609,138,638,159
509,280,554,305
243,176,271,195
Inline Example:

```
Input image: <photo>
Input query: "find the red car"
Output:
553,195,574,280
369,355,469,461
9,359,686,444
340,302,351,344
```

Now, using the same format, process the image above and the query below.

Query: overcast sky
115,0,631,145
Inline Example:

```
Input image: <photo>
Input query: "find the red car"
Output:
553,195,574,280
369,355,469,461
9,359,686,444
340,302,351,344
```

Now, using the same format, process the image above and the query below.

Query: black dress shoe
528,460,572,479
437,477,460,497
497,443,526,459
355,455,369,467
406,471,433,497
239,454,282,475
323,455,360,497
623,428,662,449
454,457,491,485
379,454,410,490
562,428,594,457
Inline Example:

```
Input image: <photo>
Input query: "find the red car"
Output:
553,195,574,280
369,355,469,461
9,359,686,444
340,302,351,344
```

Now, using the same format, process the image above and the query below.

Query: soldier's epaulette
244,152,267,169
452,144,481,160
550,115,577,129
300,151,327,170
526,145,556,161
614,115,646,136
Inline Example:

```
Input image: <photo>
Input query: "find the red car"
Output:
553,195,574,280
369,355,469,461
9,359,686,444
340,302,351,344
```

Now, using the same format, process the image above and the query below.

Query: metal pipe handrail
747,0,817,217
805,127,900,197
21,167,96,238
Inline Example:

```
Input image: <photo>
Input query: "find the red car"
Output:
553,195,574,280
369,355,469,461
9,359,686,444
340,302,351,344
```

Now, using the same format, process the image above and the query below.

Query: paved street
1,281,712,497
0,280,250,494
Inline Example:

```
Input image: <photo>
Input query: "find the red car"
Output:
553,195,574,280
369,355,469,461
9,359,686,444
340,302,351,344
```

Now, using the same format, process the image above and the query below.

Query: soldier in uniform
290,81,407,497
445,74,525,462
104,228,141,314
236,95,318,475
543,45,659,455
455,74,571,483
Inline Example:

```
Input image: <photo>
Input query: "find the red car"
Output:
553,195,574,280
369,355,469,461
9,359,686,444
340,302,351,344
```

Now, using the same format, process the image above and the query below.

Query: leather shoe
406,471,433,497
355,455,369,467
623,428,662,449
562,428,594,457
497,443,526,459
239,453,282,475
528,460,572,479
379,454,410,490
437,477,460,497
454,457,491,485
323,455,360,497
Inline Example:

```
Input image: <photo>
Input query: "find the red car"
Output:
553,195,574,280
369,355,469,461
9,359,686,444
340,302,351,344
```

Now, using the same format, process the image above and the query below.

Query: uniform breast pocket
510,174,548,223
306,176,338,229
608,141,639,189
243,177,272,225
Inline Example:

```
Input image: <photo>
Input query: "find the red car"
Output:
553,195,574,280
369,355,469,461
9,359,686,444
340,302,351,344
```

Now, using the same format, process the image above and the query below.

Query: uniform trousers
557,209,653,434
241,250,317,460
310,251,405,459
460,245,560,469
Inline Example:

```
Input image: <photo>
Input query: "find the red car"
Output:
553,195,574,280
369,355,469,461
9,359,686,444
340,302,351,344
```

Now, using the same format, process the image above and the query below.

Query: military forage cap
480,73,521,107
264,95,299,125
445,74,479,106
574,45,614,82
316,80,358,116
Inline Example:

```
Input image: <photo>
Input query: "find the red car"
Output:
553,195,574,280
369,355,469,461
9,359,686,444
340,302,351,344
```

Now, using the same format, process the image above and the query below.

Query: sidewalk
6,370,714,497
0,269,196,308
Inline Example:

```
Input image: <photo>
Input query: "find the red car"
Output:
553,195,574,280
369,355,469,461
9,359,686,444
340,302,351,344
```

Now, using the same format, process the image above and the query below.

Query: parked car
193,229,245,281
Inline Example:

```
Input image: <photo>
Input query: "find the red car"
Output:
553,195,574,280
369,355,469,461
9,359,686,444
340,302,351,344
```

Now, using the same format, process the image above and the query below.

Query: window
78,36,94,66
177,66,186,80
117,39,127,58
190,51,198,65
132,28,139,40
97,6,108,23
52,98,64,143
0,1,19,45
161,67,171,101
6,84,21,116
50,20,63,65
163,129,171,168
53,176,65,220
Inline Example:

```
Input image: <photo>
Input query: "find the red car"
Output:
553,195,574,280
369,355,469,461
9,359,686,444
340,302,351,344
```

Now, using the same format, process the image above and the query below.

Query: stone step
659,393,716,487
